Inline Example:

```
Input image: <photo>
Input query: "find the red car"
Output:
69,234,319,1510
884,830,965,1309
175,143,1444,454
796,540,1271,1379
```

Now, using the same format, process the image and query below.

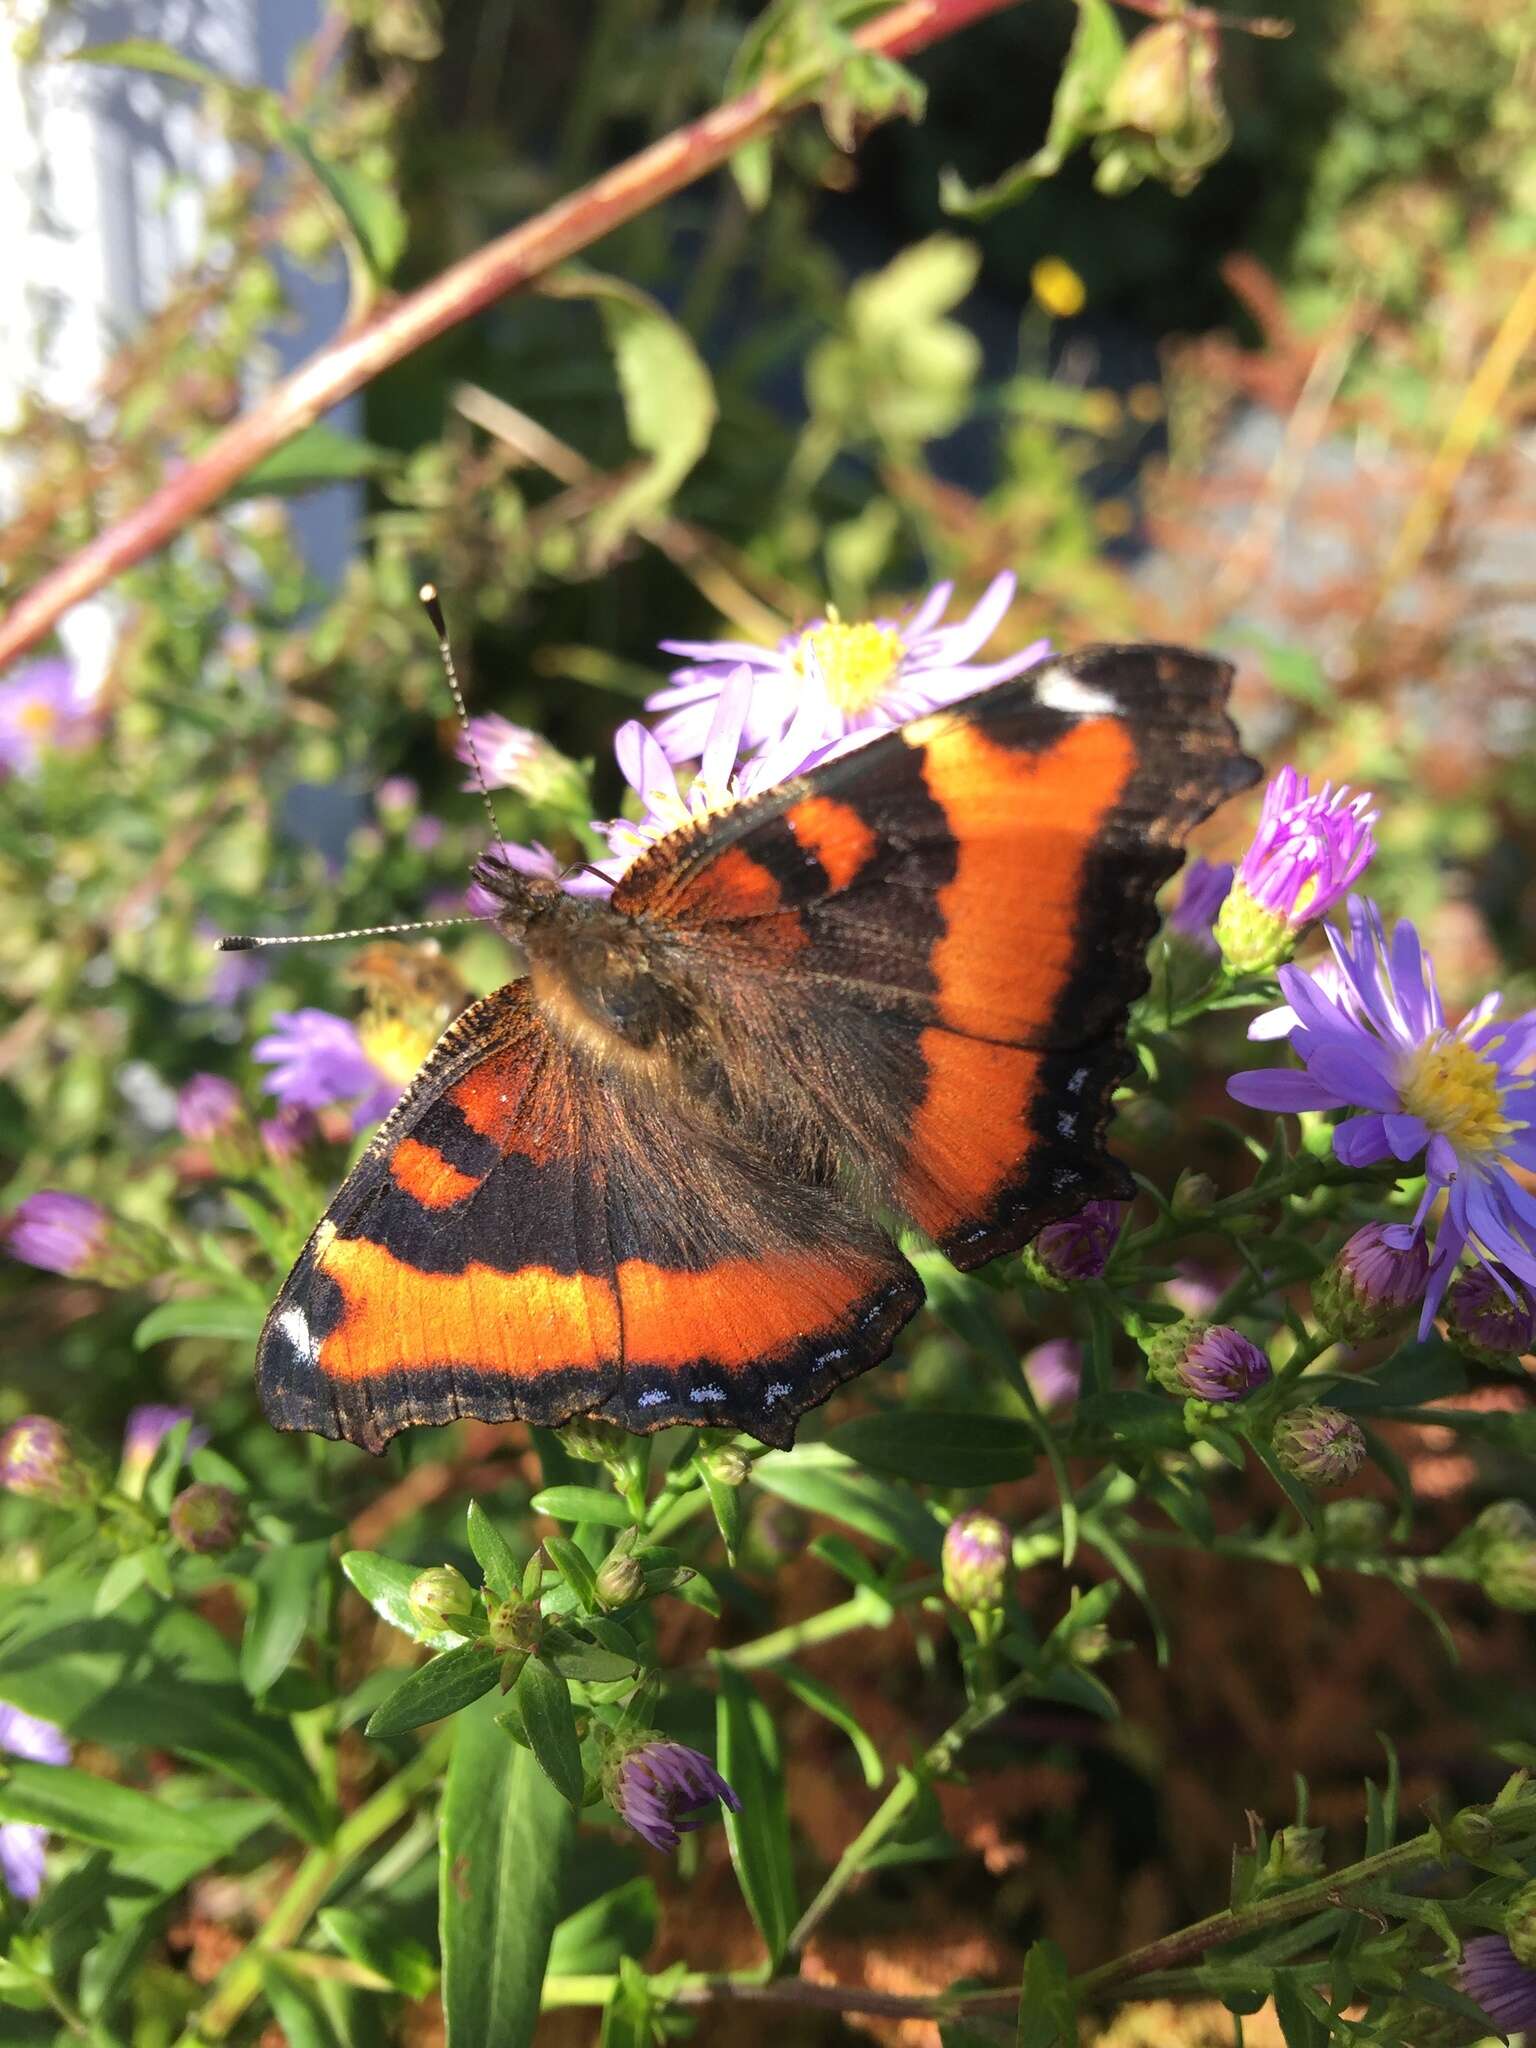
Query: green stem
172,1729,452,2045
713,1578,938,1671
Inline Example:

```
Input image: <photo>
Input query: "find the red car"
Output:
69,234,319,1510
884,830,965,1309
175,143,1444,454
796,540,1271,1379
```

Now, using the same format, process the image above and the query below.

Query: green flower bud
486,1597,545,1655
1469,1502,1536,1612
942,1510,1011,1613
1505,1880,1536,1969
595,1549,645,1609
1213,878,1296,976
706,1447,752,1489
1271,1406,1367,1488
557,1418,631,1467
1443,1806,1498,1862
1318,1498,1390,1552
1171,1169,1218,1219
1265,1824,1326,1882
407,1565,477,1637
167,1483,243,1555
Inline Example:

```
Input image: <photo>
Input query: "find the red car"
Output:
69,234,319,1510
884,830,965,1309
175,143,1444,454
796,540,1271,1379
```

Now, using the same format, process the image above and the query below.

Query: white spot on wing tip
277,1306,318,1364
1036,664,1116,718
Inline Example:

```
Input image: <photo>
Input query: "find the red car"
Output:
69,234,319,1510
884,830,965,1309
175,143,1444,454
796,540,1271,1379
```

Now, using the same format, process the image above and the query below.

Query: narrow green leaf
93,1552,149,1618
266,110,407,282
1247,1435,1321,1531
714,1661,796,1964
697,1457,745,1563
133,1297,264,1350
0,1762,230,1855
544,1535,599,1612
365,1644,500,1740
318,1907,437,1998
911,1249,1019,1375
466,1501,521,1601
261,1962,345,2048
542,1633,638,1684
546,1877,659,1975
341,1550,468,1651
1016,1937,1076,2047
70,38,228,87
828,1411,1038,1488
752,1448,941,1561
779,1666,884,1788
530,1486,633,1529
241,1540,329,1697
515,1659,585,1809
441,1690,573,2048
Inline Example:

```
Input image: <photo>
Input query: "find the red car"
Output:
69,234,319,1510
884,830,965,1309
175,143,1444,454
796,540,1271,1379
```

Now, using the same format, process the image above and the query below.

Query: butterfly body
258,645,1257,1452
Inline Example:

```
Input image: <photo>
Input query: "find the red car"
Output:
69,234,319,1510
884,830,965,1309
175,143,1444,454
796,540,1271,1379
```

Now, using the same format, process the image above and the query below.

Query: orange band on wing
314,1236,619,1379
911,716,1136,1044
784,794,878,893
389,1136,481,1209
615,1251,879,1369
906,1029,1043,1237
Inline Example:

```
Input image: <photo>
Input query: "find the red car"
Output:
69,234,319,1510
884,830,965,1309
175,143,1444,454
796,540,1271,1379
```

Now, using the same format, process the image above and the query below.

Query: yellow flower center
798,617,904,714
18,701,57,737
1399,1031,1514,1156
359,1013,438,1089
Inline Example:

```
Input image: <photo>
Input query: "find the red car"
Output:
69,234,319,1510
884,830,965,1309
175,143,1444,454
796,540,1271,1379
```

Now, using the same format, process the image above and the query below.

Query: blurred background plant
1,1,1534,2044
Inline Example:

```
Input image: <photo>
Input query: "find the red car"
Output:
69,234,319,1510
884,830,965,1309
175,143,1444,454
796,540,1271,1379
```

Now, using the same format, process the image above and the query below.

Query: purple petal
1332,1115,1392,1166
1305,1043,1400,1111
1382,1113,1429,1161
1227,1068,1340,1112
902,580,955,637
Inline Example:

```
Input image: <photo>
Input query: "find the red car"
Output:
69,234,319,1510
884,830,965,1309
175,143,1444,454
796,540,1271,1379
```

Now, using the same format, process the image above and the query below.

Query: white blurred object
0,0,358,682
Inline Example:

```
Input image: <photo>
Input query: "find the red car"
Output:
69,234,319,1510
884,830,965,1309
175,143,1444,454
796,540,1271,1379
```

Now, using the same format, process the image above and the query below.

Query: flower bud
1505,1881,1536,1970
1025,1200,1123,1290
1265,1824,1326,1882
168,1482,243,1555
376,775,418,818
1318,1498,1390,1552
1443,1806,1499,1862
1217,770,1376,973
942,1509,1011,1612
1444,1264,1536,1370
1170,1169,1218,1219
0,1416,92,1507
458,717,589,814
4,1193,110,1278
705,1447,751,1489
1145,1319,1271,1401
487,1596,545,1655
1023,1339,1081,1411
1472,1502,1536,1613
119,1405,206,1500
603,1734,740,1852
1313,1224,1428,1344
558,1417,631,1467
407,1565,477,1636
260,1106,321,1163
1271,1405,1367,1487
176,1073,243,1144
595,1549,645,1609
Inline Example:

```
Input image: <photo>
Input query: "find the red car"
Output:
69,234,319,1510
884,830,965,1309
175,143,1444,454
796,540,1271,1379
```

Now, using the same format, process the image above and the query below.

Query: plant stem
0,0,1027,668
171,1729,452,2046
713,1577,938,1671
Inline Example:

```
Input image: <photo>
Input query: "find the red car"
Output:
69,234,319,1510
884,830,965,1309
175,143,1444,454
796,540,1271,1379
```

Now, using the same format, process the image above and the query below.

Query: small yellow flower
1031,257,1086,321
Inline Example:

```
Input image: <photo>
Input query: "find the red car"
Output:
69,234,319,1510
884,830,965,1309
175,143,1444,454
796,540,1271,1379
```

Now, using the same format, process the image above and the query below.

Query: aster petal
1227,1068,1341,1112
1332,1114,1392,1166
917,571,1016,662
901,579,955,637
656,638,788,667
1381,1112,1430,1160
1247,1003,1302,1042
1304,1043,1401,1111
0,1821,46,1901
1418,1195,1470,1336
1464,1176,1536,1285
1425,1133,1459,1186
698,669,752,793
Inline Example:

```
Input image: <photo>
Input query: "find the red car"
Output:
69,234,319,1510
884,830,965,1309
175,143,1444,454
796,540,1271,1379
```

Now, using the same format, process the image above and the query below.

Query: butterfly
257,643,1257,1453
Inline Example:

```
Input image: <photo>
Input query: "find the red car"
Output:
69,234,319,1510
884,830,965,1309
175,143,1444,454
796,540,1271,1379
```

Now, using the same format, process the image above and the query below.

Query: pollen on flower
1399,1032,1515,1155
358,1014,438,1089
18,702,57,737
797,617,904,714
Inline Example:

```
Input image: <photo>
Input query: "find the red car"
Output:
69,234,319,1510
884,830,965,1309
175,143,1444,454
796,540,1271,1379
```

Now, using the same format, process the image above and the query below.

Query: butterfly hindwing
257,982,921,1452
615,645,1258,1267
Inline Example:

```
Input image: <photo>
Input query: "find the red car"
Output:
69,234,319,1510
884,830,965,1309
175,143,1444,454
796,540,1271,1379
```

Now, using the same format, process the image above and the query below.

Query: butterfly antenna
418,581,509,866
217,914,496,953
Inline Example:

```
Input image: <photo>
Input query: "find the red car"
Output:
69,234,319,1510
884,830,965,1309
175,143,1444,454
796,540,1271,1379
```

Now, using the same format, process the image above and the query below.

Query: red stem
0,0,1023,670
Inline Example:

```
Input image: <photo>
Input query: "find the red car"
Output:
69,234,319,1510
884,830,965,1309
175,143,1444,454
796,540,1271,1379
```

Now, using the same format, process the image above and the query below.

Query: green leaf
133,1296,265,1350
467,1501,522,1602
1322,1340,1467,1412
542,1633,639,1684
318,1907,437,1999
341,1550,469,1651
265,109,407,284
779,1665,884,1788
441,1690,574,2048
541,269,717,558
1072,1389,1188,1450
0,1761,234,1855
530,1486,633,1529
544,1535,599,1613
261,1962,346,2048
911,1249,1019,1375
70,38,228,88
828,1411,1038,1488
515,1658,585,1809
752,1447,941,1561
714,1661,797,1964
547,1877,659,1975
236,423,393,498
365,1644,500,1740
941,0,1125,219
1016,1938,1076,2048
1247,1434,1321,1531
697,1457,745,1563
93,1551,150,1618
241,1539,330,1697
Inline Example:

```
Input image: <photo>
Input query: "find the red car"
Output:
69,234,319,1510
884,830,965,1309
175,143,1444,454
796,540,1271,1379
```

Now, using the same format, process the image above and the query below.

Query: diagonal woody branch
0,0,1023,671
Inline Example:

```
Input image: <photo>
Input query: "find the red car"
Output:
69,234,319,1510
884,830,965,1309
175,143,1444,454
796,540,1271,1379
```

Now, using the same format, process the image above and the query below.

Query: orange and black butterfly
256,644,1257,1452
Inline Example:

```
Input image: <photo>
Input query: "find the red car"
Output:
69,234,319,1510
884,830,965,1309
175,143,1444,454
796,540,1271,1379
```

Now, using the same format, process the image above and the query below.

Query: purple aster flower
376,775,418,816
1215,768,1377,973
606,1738,740,1853
1167,856,1233,955
595,668,832,881
942,1509,1012,1610
176,1073,243,1143
1023,1339,1081,1409
1460,1935,1536,2035
1444,1262,1536,1368
1147,1320,1272,1400
260,1105,321,1163
0,1703,69,1902
4,1192,108,1277
408,814,444,853
1314,1222,1430,1343
1229,897,1536,1338
647,572,1050,762
120,1405,207,1497
253,1009,397,1127
0,658,100,777
457,716,587,812
1026,1200,1125,1288
0,1417,91,1506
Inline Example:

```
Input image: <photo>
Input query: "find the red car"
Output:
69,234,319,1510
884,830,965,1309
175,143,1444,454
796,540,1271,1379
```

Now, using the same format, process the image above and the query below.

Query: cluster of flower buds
1144,1319,1272,1402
